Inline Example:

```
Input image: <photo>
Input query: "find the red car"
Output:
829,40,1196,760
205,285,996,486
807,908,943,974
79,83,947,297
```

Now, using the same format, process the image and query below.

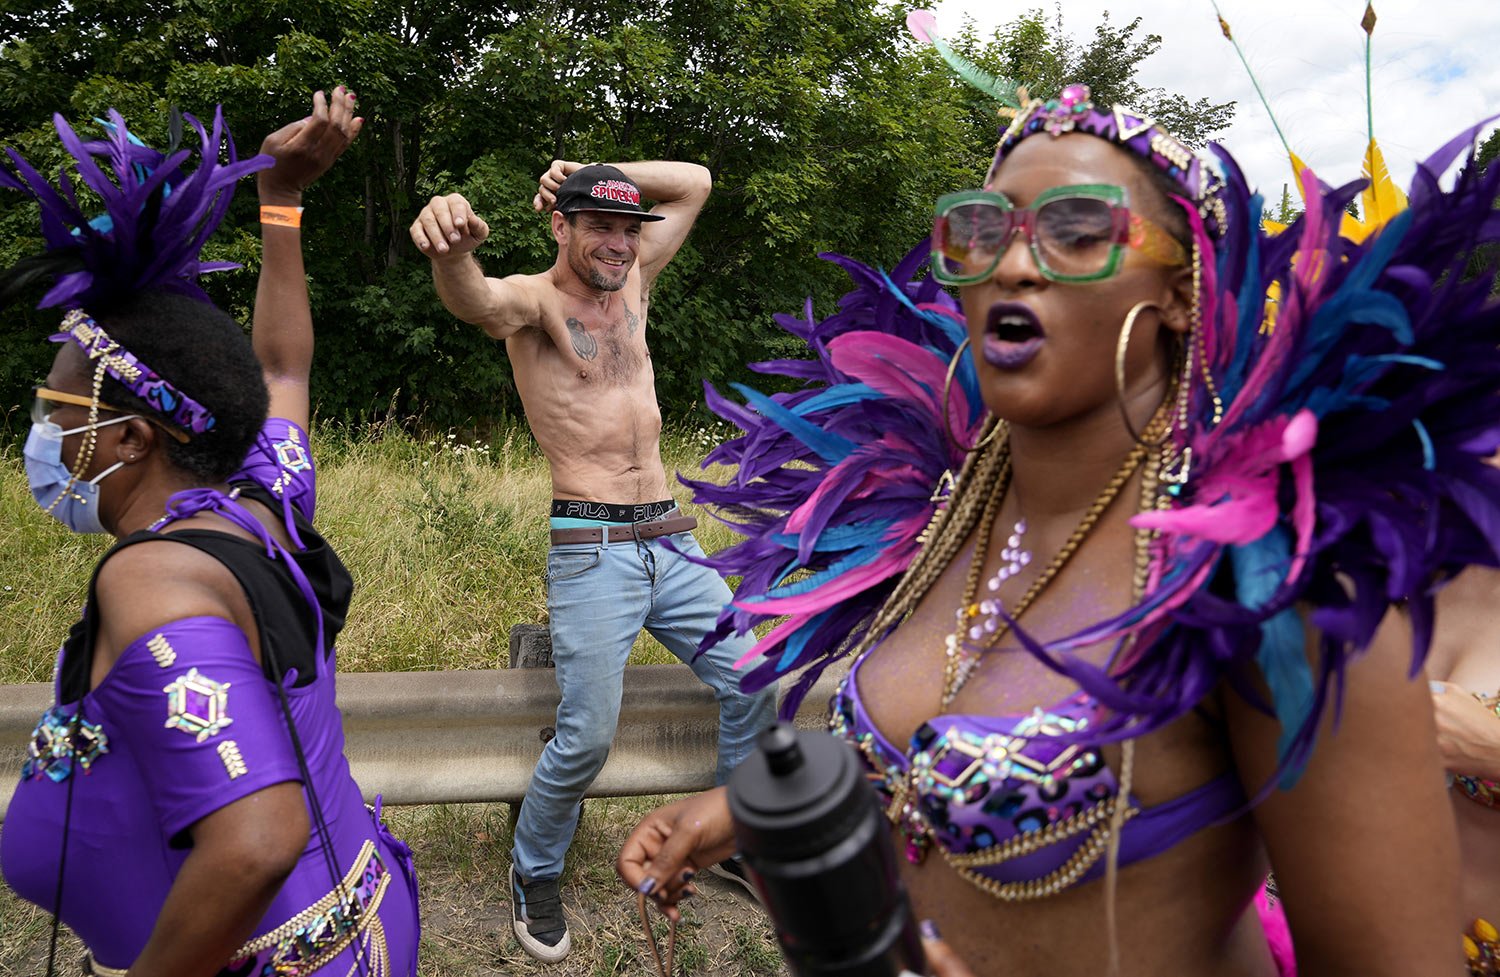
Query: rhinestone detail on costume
217,739,249,780
227,839,392,977
163,667,234,743
829,680,1134,900
147,633,177,668
1455,773,1499,808
21,706,109,782
268,428,311,497
1466,917,1498,976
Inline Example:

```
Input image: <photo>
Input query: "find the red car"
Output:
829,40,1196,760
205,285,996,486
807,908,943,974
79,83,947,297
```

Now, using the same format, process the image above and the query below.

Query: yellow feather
1288,152,1315,204
1358,137,1408,231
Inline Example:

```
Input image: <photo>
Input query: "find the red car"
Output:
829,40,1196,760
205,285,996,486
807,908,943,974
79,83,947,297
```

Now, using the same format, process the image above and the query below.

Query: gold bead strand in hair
44,357,110,517
1189,241,1223,427
892,421,1005,615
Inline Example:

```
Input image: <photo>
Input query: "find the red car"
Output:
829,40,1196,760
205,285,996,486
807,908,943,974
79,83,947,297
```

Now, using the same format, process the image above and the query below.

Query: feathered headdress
680,9,1500,790
0,107,271,436
0,106,269,309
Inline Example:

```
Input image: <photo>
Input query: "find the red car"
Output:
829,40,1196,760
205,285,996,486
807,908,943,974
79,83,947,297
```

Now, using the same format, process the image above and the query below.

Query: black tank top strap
57,491,353,704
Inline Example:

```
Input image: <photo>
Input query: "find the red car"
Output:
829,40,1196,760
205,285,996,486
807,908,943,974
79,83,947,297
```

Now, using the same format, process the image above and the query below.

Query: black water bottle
727,723,926,977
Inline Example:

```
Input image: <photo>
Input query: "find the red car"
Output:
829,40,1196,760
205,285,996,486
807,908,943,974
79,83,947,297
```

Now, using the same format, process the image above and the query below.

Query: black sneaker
706,857,761,901
510,865,571,962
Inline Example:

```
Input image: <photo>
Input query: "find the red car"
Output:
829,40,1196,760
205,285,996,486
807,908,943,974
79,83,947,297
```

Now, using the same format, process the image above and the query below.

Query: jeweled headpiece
55,308,216,435
990,84,1230,240
0,107,271,438
905,12,1230,241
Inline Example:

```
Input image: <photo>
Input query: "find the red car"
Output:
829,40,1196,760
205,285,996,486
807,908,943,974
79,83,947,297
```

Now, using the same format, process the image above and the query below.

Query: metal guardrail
0,665,843,820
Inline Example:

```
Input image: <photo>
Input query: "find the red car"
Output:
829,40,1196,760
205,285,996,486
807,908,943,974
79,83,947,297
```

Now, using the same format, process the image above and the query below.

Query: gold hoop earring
1115,300,1172,448
942,336,1001,454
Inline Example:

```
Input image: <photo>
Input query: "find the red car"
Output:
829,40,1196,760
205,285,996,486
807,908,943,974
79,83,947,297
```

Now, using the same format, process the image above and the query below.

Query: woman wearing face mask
617,64,1500,977
0,90,419,977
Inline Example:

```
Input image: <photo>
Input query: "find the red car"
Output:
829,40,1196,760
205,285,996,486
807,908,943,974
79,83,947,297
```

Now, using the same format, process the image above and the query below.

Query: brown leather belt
549,514,698,545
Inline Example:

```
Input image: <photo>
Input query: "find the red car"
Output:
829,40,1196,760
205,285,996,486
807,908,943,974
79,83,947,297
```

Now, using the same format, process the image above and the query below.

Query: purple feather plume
681,243,981,715
686,124,1500,787
0,106,271,310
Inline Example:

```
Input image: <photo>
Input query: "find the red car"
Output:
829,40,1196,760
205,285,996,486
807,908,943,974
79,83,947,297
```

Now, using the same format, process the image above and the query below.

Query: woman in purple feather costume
617,75,1500,976
0,91,418,976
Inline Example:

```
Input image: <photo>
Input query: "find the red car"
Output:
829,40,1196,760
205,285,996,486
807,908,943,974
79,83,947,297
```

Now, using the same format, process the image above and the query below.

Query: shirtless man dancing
410,160,776,962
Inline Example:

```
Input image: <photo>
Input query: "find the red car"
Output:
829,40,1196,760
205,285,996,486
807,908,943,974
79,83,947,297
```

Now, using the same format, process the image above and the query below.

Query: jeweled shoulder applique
216,739,249,780
163,667,234,742
21,706,109,782
268,427,311,497
146,632,177,668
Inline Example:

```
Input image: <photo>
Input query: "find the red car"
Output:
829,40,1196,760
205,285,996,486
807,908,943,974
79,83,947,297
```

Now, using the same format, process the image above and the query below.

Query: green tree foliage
1272,183,1303,225
1465,126,1500,291
0,1,1233,427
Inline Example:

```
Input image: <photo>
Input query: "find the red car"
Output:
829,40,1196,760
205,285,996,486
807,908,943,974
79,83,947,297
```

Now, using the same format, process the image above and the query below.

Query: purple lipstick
979,302,1045,369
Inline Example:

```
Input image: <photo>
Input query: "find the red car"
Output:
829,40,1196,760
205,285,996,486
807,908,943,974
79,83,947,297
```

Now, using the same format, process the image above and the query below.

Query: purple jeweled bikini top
829,651,1244,901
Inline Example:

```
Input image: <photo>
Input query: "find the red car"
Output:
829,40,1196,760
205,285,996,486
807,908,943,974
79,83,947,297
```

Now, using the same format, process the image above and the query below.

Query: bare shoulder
93,539,241,658
1224,607,1457,971
472,270,553,340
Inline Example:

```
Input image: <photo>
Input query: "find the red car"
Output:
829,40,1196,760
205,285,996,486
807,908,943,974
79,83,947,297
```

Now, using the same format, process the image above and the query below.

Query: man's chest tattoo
566,317,598,361
625,305,640,336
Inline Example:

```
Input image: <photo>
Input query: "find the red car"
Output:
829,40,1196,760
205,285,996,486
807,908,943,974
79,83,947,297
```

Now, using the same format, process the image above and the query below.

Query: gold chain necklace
941,406,1175,708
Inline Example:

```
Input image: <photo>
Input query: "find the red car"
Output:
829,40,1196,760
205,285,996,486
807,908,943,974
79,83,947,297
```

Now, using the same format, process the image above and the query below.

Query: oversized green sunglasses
930,183,1188,285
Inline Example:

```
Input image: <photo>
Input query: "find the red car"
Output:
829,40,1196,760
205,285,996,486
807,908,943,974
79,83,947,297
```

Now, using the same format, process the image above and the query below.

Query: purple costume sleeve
88,616,302,838
232,418,317,523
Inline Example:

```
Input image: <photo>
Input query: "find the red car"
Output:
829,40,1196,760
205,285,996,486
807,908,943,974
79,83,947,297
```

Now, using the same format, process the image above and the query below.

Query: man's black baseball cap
553,164,666,221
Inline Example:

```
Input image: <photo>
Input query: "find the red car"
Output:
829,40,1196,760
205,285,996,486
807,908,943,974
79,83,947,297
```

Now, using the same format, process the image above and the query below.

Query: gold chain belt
231,839,391,976
85,840,391,977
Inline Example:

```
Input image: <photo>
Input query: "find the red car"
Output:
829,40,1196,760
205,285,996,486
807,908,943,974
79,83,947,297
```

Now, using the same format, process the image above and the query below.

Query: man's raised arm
535,159,711,285
410,192,538,340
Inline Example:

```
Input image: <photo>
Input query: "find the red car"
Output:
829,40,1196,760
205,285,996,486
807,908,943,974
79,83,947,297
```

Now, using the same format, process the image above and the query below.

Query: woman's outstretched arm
253,87,362,431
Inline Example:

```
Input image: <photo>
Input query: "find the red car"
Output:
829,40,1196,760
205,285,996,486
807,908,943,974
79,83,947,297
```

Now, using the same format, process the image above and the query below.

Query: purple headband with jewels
989,84,1230,240
52,308,216,435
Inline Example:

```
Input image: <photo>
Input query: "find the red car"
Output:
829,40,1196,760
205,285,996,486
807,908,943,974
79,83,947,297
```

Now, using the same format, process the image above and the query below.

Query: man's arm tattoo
566,318,598,360
625,305,640,336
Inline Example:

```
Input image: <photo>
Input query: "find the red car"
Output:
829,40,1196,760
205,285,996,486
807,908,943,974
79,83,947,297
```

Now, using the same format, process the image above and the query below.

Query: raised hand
533,158,582,213
410,192,491,260
258,86,362,201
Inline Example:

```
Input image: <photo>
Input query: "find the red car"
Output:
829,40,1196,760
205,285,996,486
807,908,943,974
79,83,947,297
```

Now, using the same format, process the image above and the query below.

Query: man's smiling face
562,211,642,292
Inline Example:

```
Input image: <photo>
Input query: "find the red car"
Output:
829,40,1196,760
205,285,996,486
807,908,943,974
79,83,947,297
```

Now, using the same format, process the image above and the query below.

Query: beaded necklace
941,406,1175,708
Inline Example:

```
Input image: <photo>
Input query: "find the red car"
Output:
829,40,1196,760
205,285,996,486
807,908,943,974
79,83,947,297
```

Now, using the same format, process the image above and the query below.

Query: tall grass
0,417,743,681
0,418,789,976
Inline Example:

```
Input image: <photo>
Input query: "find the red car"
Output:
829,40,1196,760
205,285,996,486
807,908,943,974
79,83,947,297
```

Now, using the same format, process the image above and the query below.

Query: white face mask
23,415,133,534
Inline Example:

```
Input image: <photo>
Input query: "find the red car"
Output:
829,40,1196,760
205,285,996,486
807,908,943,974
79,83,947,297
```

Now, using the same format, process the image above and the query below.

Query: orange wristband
259,205,304,228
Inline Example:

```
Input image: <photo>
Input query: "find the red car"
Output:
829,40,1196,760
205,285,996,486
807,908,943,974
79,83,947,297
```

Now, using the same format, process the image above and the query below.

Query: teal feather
730,383,856,464
929,36,1022,109
1232,528,1315,787
904,10,1021,109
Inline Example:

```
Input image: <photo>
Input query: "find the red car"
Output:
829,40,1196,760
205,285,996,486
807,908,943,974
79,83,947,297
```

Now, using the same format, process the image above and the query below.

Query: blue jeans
511,531,777,881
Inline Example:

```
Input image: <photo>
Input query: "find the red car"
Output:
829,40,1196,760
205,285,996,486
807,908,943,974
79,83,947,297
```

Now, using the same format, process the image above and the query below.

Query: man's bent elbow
685,163,712,201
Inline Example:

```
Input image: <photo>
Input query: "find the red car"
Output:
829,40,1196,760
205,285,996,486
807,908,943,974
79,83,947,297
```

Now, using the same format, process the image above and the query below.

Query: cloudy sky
933,0,1500,200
